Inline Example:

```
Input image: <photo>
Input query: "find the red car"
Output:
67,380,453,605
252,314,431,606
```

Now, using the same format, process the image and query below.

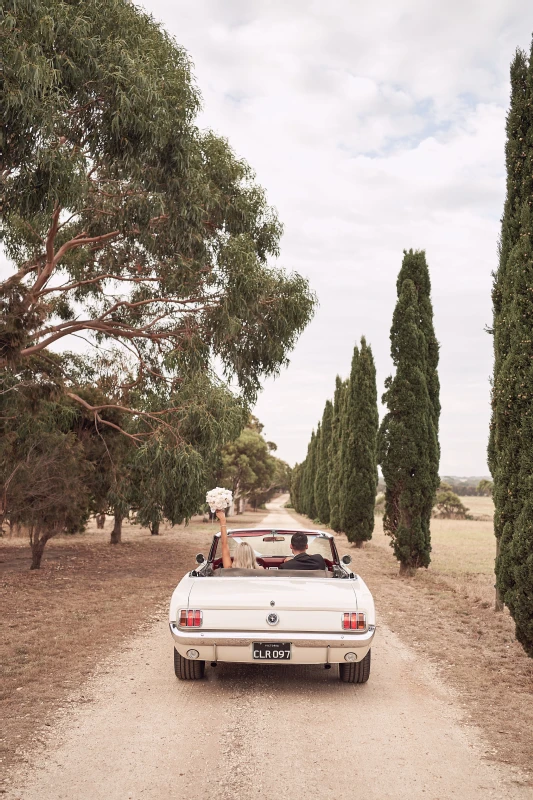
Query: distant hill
441,476,492,496
377,475,492,496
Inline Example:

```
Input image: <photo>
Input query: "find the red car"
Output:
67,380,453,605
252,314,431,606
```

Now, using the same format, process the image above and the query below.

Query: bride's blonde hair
233,541,259,569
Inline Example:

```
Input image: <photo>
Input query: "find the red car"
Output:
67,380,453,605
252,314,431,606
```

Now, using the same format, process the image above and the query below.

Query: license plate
253,642,291,660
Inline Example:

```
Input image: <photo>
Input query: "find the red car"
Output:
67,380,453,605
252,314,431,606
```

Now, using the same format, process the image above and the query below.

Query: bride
215,509,263,570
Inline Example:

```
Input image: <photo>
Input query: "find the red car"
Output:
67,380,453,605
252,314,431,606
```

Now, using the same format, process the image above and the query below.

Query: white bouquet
206,487,233,513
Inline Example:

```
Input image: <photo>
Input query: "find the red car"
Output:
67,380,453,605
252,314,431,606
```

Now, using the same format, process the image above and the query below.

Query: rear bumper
169,623,375,665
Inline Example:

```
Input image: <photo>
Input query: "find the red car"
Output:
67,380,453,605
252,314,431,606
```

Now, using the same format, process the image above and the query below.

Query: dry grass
372,497,497,605
285,503,533,783
0,509,266,783
2,499,532,785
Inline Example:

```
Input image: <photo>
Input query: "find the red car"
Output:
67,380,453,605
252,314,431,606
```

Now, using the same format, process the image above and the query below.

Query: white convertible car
169,528,376,683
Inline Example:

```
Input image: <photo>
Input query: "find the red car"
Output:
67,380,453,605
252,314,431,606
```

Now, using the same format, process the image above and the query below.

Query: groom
279,532,326,571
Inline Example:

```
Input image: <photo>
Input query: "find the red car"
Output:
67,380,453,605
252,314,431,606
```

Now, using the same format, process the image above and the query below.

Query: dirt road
7,498,530,800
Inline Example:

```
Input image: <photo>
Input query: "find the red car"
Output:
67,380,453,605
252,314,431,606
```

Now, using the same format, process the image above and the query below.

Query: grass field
286,498,533,781
373,495,496,603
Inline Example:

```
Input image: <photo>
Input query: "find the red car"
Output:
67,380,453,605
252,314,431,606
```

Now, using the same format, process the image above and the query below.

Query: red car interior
208,530,338,572
211,556,335,571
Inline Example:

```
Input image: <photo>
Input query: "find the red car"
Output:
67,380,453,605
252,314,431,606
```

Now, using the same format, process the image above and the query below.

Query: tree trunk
495,538,504,612
150,519,160,536
399,561,415,577
96,513,106,529
354,541,363,549
30,528,53,569
110,514,122,545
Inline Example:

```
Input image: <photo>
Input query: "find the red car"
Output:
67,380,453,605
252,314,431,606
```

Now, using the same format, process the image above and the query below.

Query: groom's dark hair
291,532,308,551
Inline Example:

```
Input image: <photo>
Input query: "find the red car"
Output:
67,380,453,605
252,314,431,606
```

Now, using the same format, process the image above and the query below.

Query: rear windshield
212,532,335,560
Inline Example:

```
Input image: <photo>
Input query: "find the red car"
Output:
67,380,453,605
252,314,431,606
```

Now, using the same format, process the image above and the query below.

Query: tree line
291,250,440,573
0,0,314,568
291,338,379,548
439,478,493,497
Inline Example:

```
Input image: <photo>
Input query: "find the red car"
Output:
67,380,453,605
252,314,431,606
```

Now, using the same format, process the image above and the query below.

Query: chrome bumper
169,623,375,649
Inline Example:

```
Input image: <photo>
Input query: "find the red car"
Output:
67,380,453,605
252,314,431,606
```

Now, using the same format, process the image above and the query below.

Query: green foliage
297,336,378,544
378,250,440,573
339,346,359,534
491,147,533,653
0,356,247,559
439,476,492,496
218,416,290,510
328,377,346,532
433,491,470,519
314,401,333,524
298,431,318,520
490,44,533,655
290,462,303,512
0,362,91,564
476,479,493,497
0,0,316,562
340,338,379,544
0,0,316,405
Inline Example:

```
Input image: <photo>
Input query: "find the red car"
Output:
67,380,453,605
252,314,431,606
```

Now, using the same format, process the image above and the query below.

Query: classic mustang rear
169,529,376,683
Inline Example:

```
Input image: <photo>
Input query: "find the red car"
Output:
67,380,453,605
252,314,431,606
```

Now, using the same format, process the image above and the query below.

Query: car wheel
174,648,205,680
338,649,371,683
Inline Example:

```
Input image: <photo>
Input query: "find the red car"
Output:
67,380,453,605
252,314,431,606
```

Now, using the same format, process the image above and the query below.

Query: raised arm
216,509,232,568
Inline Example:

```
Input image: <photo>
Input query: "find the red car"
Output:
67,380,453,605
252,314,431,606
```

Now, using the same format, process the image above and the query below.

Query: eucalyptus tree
1,0,316,560
218,419,276,506
0,358,91,567
1,0,315,427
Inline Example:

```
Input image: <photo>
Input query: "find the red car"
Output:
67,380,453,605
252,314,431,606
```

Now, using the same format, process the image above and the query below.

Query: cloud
144,0,533,474
4,0,533,474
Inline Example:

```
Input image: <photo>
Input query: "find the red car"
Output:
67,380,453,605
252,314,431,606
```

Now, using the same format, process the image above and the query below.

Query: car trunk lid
187,576,358,632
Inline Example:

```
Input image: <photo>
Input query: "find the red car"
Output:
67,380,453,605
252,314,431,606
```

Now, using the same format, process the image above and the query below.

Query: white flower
206,487,233,512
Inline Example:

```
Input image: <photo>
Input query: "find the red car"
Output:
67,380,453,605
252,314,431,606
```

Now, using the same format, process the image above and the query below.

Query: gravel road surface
7,498,531,800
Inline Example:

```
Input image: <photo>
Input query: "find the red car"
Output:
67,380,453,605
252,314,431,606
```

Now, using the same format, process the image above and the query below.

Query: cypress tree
493,205,533,655
300,431,317,519
348,338,379,546
339,339,379,545
299,448,310,516
290,462,302,512
339,344,360,538
490,44,533,655
314,400,333,524
308,425,319,520
328,377,346,532
378,250,440,574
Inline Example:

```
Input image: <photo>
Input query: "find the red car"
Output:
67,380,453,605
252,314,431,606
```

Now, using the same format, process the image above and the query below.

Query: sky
135,0,533,475
3,2,533,475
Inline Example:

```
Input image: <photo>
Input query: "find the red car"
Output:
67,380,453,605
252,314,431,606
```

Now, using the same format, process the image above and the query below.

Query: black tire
174,648,205,680
339,649,371,683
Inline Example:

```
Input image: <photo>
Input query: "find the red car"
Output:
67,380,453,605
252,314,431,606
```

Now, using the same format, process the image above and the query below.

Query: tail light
179,609,203,627
342,612,366,631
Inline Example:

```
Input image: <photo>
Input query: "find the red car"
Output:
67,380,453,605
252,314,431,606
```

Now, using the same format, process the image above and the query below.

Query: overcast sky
4,2,532,475
138,0,533,475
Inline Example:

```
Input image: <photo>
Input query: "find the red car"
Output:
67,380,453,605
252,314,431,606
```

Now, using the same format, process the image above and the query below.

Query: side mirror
341,554,352,565
195,553,205,564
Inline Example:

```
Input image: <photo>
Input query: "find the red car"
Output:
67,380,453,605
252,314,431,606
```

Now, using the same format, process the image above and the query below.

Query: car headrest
213,568,332,578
